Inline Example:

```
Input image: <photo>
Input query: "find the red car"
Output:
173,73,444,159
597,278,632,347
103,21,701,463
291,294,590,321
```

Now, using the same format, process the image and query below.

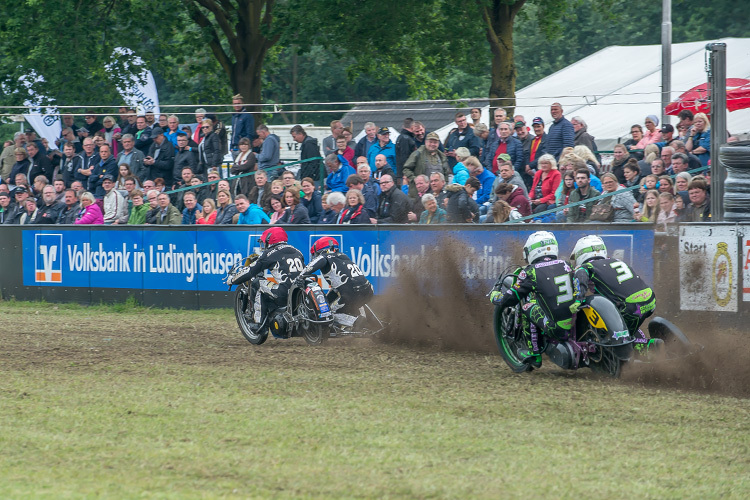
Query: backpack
589,199,614,222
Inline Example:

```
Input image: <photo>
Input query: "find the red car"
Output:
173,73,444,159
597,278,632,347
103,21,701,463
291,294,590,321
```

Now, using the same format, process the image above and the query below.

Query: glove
294,276,306,288
489,290,502,304
224,273,235,286
569,301,582,314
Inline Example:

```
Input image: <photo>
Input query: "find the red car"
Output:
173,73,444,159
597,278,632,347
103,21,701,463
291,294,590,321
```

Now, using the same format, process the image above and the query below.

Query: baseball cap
514,121,526,129
14,186,28,194
102,174,115,182
151,127,164,136
532,117,545,126
426,132,440,141
661,124,674,134
377,126,390,135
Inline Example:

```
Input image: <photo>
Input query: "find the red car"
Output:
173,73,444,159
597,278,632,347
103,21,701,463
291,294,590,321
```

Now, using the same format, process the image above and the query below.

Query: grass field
1,300,748,499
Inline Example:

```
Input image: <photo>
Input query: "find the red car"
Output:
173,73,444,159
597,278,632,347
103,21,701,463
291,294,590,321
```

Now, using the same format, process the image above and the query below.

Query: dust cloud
374,236,749,398
375,236,521,352
622,325,750,398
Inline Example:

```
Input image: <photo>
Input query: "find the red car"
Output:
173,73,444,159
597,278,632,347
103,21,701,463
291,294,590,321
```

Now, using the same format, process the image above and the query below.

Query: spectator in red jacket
529,154,561,214
494,182,531,217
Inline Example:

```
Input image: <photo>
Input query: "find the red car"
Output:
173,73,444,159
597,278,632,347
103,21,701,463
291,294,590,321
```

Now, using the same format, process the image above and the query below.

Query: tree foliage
0,0,748,124
514,0,750,89
0,0,185,107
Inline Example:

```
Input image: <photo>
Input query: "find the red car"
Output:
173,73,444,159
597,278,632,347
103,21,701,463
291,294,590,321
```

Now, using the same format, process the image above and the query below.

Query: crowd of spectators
0,99,723,227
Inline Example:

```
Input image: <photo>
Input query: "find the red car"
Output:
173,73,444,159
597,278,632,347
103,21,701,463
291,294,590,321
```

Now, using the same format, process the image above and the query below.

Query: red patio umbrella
727,80,750,112
665,78,750,115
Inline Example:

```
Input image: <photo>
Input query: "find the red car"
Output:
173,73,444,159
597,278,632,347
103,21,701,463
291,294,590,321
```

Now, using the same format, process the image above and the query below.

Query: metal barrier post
661,0,672,126
708,42,727,222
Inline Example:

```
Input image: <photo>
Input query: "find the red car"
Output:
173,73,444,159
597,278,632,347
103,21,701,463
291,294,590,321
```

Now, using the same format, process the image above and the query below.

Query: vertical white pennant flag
106,47,160,115
20,71,61,148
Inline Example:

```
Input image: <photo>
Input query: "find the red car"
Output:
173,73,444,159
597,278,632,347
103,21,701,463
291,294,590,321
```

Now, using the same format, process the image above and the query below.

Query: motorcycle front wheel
494,305,533,373
234,285,268,345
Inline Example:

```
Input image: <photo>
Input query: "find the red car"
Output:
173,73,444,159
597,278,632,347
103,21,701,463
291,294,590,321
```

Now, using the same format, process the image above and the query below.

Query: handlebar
487,265,522,296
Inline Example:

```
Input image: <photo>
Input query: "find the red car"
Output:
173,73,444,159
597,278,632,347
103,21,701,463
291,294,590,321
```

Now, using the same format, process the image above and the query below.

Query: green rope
504,165,708,224
163,156,324,196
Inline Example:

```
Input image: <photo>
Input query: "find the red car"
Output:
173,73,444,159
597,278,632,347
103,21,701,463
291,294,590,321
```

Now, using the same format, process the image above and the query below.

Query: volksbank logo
35,234,63,283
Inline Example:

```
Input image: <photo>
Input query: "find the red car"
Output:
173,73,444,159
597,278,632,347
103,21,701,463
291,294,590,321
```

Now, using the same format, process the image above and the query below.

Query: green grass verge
0,301,748,499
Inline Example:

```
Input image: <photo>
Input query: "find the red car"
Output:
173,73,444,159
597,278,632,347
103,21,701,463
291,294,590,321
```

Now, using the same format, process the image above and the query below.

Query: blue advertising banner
22,228,653,294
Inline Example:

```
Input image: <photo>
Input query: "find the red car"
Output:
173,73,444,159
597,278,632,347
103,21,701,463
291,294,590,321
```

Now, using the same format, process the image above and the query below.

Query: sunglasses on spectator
201,126,211,129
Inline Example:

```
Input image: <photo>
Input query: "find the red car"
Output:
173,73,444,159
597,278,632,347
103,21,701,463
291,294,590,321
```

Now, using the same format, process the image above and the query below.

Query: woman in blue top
686,112,710,167
451,147,471,185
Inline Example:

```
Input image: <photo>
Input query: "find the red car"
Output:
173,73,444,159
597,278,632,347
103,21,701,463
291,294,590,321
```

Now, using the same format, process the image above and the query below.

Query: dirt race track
1,243,750,498
3,284,748,399
2,297,750,498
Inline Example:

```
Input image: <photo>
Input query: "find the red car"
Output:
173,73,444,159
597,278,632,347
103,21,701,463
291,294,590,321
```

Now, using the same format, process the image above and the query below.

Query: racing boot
631,328,665,359
517,323,542,369
642,337,665,358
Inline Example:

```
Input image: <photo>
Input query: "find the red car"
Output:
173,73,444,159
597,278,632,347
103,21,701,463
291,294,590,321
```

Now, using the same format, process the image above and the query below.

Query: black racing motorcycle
492,267,634,377
297,275,388,339
492,267,696,377
227,256,334,346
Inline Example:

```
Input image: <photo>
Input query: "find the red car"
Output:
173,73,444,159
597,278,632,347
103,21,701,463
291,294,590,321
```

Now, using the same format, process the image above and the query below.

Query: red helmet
260,227,288,249
311,236,339,256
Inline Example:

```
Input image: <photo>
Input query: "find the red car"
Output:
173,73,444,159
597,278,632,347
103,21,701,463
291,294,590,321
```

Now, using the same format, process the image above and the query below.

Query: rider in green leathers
569,235,661,354
490,231,576,368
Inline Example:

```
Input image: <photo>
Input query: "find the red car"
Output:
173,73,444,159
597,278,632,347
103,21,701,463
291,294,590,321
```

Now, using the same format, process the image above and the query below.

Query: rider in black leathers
226,227,304,331
297,236,374,327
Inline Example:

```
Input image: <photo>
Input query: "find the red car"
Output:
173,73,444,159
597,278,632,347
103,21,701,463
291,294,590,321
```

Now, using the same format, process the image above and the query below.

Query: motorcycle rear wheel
234,286,268,345
299,295,328,346
590,345,622,378
579,324,623,378
494,306,533,373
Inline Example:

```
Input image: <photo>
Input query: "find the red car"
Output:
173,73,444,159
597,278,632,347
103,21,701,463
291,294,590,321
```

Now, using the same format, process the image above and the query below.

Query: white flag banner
24,107,61,148
106,47,160,115
19,71,61,148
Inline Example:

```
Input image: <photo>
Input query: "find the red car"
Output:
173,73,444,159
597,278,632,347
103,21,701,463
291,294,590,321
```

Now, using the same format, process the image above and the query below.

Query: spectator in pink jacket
75,191,104,224
634,115,661,149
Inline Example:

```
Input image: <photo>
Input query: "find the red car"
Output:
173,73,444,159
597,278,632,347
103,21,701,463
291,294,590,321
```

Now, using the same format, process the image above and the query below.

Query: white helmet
523,231,558,264
570,235,608,268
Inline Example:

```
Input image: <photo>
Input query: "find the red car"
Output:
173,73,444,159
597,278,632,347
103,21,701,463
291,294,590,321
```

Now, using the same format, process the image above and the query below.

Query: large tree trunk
187,0,279,123
230,40,270,117
479,0,526,118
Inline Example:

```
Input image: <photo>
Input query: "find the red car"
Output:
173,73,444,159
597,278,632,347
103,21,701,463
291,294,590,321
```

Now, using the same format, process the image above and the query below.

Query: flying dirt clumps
622,326,750,398
376,236,524,353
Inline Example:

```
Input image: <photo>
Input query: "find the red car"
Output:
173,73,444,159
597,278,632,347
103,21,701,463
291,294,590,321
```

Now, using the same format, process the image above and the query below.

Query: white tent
347,38,750,151
510,37,750,150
